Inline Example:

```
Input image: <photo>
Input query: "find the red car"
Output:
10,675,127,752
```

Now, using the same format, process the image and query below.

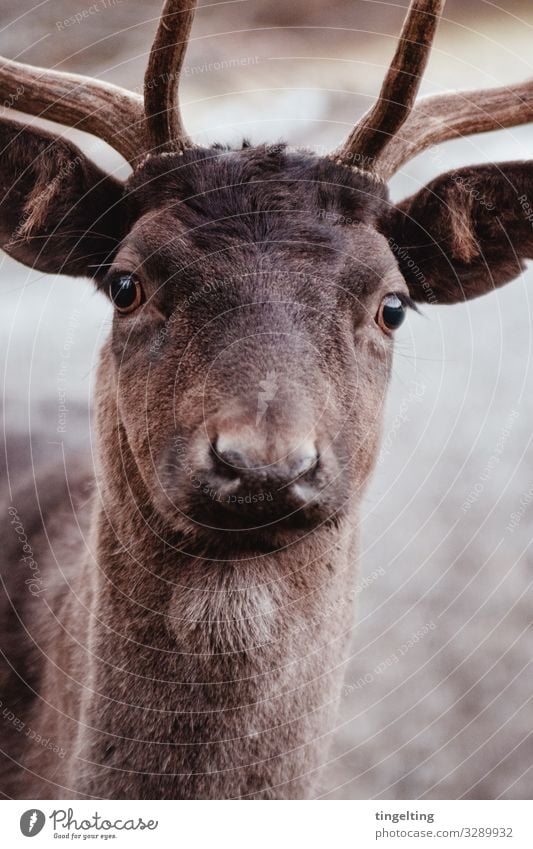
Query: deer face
100,148,408,537
2,2,532,545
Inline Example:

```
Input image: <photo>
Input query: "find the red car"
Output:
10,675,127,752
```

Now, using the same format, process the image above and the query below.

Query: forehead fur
125,144,389,257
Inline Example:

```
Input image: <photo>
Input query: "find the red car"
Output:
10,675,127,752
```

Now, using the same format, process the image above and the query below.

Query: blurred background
1,0,532,799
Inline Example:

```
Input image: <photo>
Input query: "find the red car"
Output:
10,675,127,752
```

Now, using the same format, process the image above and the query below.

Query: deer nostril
210,440,247,480
290,446,319,481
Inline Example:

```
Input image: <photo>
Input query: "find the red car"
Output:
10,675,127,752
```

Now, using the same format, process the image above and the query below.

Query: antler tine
334,0,445,173
377,81,533,179
0,59,144,164
0,0,197,166
144,0,197,154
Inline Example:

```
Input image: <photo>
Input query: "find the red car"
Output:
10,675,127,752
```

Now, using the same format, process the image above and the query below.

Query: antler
144,0,196,154
337,0,533,181
376,81,533,180
2,0,532,179
0,0,197,165
0,59,143,164
334,0,445,172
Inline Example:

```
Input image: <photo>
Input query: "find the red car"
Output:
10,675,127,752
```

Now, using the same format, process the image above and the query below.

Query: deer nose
208,433,320,516
214,435,318,479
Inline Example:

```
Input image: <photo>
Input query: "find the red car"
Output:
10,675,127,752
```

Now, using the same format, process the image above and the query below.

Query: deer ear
0,119,125,279
383,162,533,304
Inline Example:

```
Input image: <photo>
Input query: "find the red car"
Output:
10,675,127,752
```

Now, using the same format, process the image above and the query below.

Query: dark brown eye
109,274,143,314
377,293,406,333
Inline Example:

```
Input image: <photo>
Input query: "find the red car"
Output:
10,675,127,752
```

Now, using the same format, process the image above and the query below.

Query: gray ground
1,0,532,799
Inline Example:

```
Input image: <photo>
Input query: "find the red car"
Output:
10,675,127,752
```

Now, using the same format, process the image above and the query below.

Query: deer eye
377,293,406,333
109,273,143,314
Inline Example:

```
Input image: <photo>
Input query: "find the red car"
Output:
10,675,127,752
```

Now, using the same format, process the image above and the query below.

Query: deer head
1,0,533,548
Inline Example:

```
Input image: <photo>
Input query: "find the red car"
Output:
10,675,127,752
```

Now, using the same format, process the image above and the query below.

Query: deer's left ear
382,162,533,304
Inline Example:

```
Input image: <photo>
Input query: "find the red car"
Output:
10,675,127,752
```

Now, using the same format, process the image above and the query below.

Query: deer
1,0,532,800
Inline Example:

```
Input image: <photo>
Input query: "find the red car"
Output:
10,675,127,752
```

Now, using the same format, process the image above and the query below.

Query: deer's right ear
0,119,125,279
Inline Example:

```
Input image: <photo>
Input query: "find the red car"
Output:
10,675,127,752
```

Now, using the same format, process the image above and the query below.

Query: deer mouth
172,495,343,555
188,482,329,531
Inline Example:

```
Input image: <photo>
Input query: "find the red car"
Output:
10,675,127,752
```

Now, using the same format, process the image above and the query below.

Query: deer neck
72,369,361,799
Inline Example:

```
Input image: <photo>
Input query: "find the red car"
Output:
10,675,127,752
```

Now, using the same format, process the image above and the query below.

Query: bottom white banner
1,799,531,848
